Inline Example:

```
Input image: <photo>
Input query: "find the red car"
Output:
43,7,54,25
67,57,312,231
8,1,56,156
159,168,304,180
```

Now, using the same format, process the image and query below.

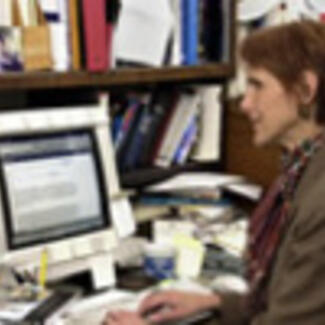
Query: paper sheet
146,172,243,192
114,0,174,66
224,183,263,201
0,300,42,322
110,198,136,238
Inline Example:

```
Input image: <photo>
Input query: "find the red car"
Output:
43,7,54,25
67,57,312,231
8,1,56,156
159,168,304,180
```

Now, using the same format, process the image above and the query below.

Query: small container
143,243,176,280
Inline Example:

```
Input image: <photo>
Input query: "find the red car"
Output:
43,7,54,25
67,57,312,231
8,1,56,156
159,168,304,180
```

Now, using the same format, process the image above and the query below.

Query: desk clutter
0,225,248,324
0,170,256,324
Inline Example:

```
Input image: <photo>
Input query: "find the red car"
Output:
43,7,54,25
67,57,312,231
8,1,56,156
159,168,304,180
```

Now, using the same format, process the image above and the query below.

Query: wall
224,100,280,188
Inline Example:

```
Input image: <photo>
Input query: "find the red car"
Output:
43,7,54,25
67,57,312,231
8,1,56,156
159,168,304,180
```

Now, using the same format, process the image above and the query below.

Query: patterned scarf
246,132,324,318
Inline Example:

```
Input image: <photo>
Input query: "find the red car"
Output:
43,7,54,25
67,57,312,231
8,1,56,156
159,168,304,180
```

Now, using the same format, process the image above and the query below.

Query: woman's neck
281,121,323,152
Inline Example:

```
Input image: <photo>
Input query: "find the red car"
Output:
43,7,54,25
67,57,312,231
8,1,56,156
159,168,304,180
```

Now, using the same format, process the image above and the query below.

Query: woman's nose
240,92,253,115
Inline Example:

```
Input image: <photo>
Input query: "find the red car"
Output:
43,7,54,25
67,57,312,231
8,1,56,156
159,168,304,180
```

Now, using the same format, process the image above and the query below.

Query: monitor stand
46,252,116,291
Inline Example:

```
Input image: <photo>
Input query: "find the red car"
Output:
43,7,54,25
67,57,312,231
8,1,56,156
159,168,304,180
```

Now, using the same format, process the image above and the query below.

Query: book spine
68,0,81,70
173,116,198,164
82,0,108,71
181,0,198,65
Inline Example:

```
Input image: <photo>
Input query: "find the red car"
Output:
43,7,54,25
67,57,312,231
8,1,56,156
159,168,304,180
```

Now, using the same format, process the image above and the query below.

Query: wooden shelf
0,63,234,91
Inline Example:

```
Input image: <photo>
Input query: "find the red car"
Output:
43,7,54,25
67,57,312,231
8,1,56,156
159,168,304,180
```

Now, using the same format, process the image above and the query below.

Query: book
122,104,151,169
41,0,70,71
115,97,141,152
201,0,223,62
16,0,53,71
181,0,198,65
133,204,172,223
154,92,199,167
149,92,180,164
0,27,23,72
68,0,81,70
138,89,179,167
106,0,119,69
116,98,144,170
192,86,223,161
82,0,108,71
173,115,198,164
76,0,86,68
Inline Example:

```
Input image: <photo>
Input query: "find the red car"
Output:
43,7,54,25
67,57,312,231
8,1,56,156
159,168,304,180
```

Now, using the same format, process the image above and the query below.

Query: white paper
224,183,263,201
0,0,12,26
154,220,196,245
238,0,282,22
18,0,38,26
115,0,174,66
0,114,25,132
175,236,205,279
0,301,41,322
90,254,116,289
146,172,244,192
49,23,70,71
309,0,325,12
39,0,60,14
168,0,182,65
213,220,248,257
186,206,231,220
110,198,136,238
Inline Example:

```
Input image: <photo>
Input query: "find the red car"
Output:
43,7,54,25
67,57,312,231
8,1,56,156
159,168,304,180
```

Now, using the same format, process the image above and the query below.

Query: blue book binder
123,108,152,169
181,0,198,65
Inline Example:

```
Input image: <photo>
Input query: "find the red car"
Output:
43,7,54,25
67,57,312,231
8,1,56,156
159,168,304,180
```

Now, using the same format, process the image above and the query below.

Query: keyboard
59,289,149,325
23,289,79,324
59,279,214,325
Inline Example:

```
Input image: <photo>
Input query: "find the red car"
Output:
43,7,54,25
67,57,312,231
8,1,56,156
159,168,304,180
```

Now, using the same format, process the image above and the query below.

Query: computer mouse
211,274,248,294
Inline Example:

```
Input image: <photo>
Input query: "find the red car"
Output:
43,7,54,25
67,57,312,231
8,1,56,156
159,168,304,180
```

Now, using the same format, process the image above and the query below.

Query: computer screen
0,99,133,289
0,130,109,249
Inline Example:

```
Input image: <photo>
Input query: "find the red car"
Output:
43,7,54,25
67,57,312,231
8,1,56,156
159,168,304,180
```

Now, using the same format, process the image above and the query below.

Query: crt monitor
0,97,131,289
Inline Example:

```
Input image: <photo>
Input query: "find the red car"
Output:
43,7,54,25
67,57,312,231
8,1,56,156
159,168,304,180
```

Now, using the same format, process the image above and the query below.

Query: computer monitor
0,95,132,289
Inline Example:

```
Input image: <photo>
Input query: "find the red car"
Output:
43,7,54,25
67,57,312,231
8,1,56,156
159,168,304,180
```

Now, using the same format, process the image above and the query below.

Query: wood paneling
224,104,280,188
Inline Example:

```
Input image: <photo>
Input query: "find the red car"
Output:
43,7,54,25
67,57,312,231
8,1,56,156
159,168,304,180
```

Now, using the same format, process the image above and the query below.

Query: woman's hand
102,310,148,325
138,290,221,323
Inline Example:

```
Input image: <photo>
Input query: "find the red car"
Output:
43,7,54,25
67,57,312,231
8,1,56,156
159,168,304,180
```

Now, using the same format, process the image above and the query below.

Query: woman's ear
298,70,319,105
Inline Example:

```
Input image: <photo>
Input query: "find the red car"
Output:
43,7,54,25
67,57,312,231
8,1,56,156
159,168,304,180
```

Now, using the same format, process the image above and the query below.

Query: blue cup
143,243,176,280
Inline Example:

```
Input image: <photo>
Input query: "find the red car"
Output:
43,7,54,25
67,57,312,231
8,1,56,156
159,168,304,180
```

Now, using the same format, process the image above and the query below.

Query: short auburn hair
240,20,325,124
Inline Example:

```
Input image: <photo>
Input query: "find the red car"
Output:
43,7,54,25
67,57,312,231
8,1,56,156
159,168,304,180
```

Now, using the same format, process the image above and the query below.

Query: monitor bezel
0,128,111,250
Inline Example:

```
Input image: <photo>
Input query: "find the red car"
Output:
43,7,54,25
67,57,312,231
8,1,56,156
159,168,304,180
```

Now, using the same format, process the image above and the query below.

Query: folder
82,0,108,71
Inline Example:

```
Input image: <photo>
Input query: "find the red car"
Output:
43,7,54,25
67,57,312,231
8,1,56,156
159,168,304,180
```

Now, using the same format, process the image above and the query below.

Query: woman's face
240,67,300,148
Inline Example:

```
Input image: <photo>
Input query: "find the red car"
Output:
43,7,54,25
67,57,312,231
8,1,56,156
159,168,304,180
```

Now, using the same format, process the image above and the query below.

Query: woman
104,20,325,325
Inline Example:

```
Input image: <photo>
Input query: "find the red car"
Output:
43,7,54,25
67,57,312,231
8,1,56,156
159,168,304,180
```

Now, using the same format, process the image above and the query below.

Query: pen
38,249,48,298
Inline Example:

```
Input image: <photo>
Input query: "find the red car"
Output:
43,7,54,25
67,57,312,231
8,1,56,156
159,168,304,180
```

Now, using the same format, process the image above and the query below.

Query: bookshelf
0,0,237,188
0,64,234,91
